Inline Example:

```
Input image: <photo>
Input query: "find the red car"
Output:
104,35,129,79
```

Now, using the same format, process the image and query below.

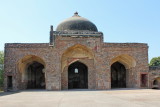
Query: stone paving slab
0,89,160,107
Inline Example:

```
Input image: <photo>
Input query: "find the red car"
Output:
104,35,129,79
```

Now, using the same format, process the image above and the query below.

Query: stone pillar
45,51,61,90
95,54,109,90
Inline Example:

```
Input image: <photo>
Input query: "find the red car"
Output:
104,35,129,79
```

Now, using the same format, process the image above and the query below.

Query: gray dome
56,12,98,32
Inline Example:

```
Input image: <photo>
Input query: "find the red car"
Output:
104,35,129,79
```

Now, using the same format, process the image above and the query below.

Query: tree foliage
149,56,160,66
0,51,4,88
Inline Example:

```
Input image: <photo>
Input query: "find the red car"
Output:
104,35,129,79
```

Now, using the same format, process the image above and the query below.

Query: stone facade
149,67,160,89
4,13,156,91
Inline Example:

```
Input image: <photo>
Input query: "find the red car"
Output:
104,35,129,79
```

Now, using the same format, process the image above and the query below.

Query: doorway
27,61,45,89
68,61,88,89
111,62,126,88
7,76,12,89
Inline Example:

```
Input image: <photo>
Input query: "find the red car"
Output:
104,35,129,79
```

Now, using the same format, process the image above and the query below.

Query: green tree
0,51,4,89
149,56,160,66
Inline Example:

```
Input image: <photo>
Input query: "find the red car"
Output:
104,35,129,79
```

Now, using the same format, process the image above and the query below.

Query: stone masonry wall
102,43,149,88
149,67,160,88
4,36,149,91
4,43,61,91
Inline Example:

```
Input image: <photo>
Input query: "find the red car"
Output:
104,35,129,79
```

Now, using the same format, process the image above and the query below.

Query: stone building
3,12,159,91
149,67,160,89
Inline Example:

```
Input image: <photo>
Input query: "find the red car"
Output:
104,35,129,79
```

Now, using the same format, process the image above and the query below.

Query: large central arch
61,44,94,72
68,61,88,89
61,44,95,90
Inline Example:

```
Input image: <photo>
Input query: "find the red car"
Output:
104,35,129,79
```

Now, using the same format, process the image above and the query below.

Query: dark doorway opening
27,61,45,89
111,62,126,88
68,61,88,89
141,74,147,87
152,79,159,89
7,76,12,89
153,79,158,85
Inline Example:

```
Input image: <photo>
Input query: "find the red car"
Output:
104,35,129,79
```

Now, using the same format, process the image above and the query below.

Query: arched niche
153,80,158,85
110,54,136,88
111,54,136,69
17,55,46,89
61,44,94,72
152,77,160,89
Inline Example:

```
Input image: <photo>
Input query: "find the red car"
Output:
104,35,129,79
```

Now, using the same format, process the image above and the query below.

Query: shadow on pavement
0,91,21,97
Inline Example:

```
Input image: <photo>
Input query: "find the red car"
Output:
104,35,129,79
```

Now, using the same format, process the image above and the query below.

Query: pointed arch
68,61,88,89
153,79,158,85
111,62,126,88
152,77,160,89
61,44,94,72
17,55,46,89
111,54,136,69
17,55,45,73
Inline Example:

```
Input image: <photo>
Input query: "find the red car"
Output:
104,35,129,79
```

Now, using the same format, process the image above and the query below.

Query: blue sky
0,0,160,62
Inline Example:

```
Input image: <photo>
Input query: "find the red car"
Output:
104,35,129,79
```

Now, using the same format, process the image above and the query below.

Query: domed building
4,12,160,91
56,12,98,32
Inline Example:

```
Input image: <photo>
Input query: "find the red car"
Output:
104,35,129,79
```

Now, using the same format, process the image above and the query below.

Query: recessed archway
17,55,46,89
27,61,45,89
110,54,136,88
111,54,136,69
61,44,95,90
68,61,88,89
152,77,160,89
61,44,94,72
153,80,158,85
111,62,126,88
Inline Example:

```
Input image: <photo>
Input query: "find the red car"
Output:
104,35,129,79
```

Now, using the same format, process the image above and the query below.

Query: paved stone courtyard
0,89,160,107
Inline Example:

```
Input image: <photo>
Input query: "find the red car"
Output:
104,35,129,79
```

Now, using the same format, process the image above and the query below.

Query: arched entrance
27,61,45,89
68,61,88,89
152,77,160,89
111,62,126,88
153,80,158,85
17,55,46,90
110,54,136,88
61,44,95,90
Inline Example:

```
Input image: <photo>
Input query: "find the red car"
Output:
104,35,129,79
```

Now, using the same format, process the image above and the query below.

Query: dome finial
73,11,79,17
